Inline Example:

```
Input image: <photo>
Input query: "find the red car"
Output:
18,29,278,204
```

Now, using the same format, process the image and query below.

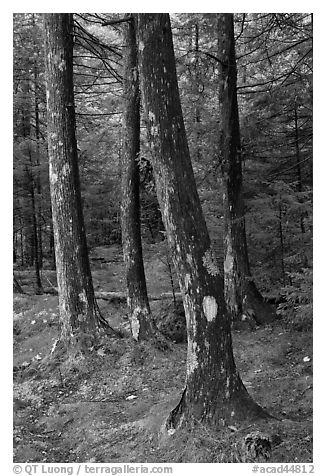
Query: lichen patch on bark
202,248,220,276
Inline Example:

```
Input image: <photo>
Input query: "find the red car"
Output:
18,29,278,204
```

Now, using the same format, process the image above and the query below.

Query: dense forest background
12,12,314,464
13,13,312,328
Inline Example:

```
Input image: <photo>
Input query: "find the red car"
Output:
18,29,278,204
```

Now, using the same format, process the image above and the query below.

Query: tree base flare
165,386,272,434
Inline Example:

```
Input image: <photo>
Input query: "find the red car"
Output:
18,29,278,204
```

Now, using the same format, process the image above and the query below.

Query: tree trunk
13,274,25,294
217,14,274,325
136,13,268,429
279,203,286,285
44,13,109,348
294,99,306,235
49,218,56,269
32,13,44,271
20,227,24,266
120,15,156,341
21,75,43,292
34,61,44,270
20,79,34,268
29,169,43,293
194,23,201,163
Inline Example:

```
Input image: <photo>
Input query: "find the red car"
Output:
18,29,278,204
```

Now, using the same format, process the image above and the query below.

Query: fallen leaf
228,425,238,432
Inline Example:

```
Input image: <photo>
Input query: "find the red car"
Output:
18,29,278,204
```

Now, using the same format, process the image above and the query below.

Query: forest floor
13,245,313,463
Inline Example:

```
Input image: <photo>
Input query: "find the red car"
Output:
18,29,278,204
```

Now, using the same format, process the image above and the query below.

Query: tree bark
120,14,156,341
44,13,108,348
32,13,44,271
294,99,306,235
136,13,268,429
21,75,43,292
13,274,25,294
217,14,275,325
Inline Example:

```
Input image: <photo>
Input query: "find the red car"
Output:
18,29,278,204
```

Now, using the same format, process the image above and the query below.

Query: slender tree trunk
166,256,177,310
294,99,306,235
13,231,17,263
44,13,110,348
279,203,286,285
20,227,24,267
21,79,35,268
34,63,44,270
13,274,25,294
217,14,274,325
32,13,44,270
21,74,43,291
120,15,156,341
194,23,201,163
29,169,43,292
49,215,56,269
136,13,268,429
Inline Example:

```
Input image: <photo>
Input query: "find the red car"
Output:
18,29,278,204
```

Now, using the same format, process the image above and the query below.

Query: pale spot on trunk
130,308,141,340
62,163,70,177
78,290,87,307
187,340,199,374
202,296,218,321
186,253,193,265
49,163,58,184
150,124,159,136
225,376,230,399
224,252,234,273
148,111,155,121
139,40,145,52
184,273,191,289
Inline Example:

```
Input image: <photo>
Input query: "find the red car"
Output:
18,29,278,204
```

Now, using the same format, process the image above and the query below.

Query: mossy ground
13,245,312,463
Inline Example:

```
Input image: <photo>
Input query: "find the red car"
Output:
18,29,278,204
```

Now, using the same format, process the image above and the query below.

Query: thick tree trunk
120,15,156,341
217,14,275,325
44,13,107,348
136,13,268,429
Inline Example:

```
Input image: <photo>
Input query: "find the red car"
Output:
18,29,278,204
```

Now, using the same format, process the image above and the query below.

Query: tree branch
101,16,132,27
